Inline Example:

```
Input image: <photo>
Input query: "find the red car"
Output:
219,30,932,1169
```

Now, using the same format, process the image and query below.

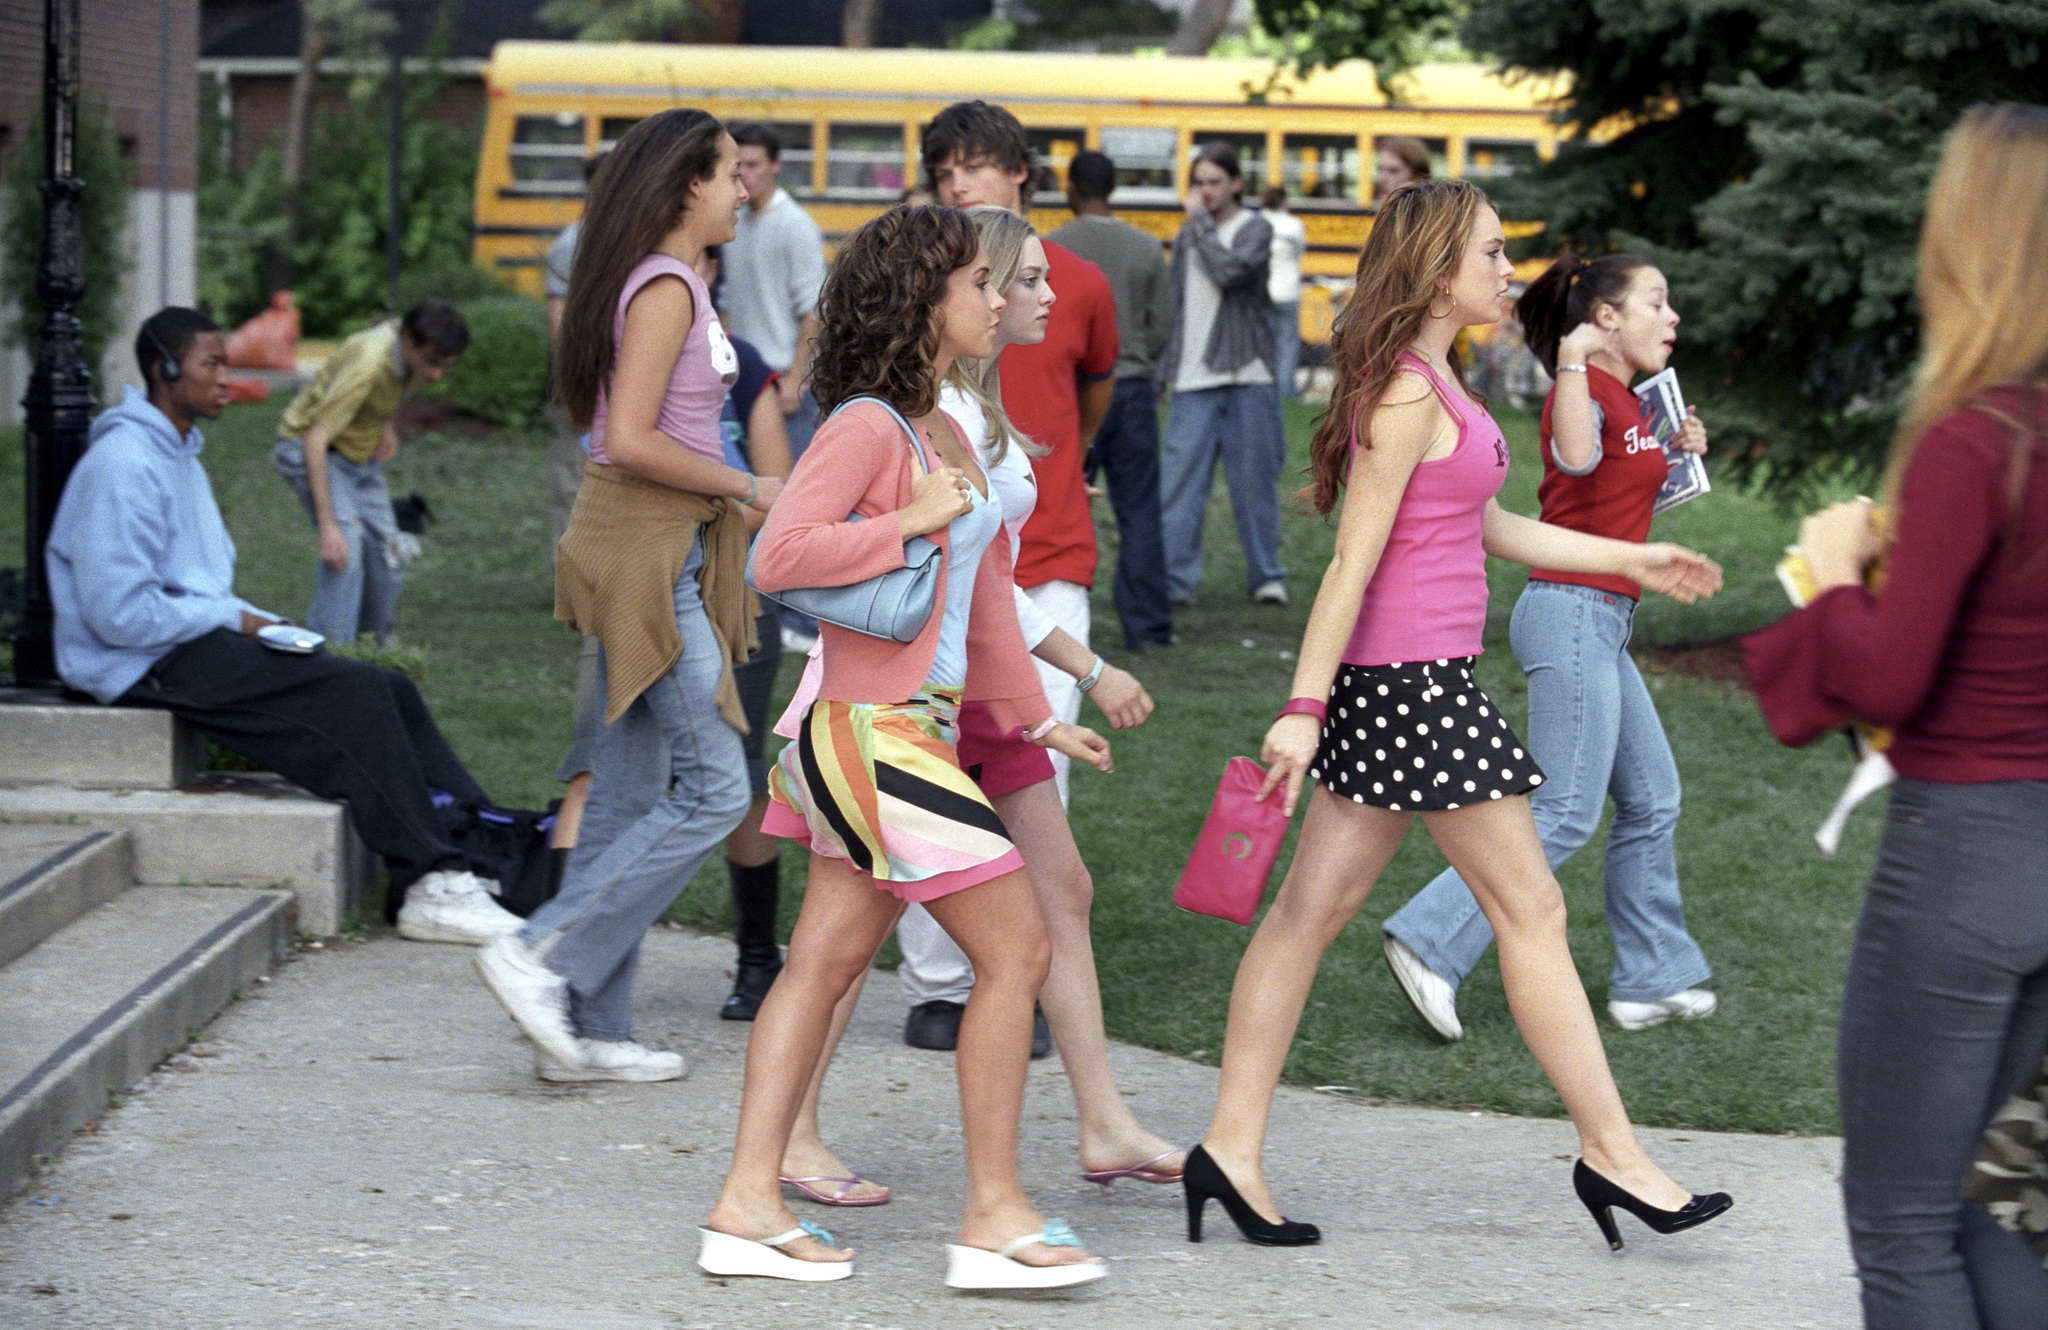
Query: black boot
720,858,782,1021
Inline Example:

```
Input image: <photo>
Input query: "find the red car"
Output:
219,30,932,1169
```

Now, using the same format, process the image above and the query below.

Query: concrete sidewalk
0,929,1858,1329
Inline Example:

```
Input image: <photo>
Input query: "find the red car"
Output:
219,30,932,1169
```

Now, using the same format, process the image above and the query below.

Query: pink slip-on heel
1079,1148,1187,1193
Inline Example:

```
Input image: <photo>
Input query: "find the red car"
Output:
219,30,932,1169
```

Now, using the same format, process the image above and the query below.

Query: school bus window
1026,127,1086,200
1465,140,1541,179
599,118,642,155
1099,126,1177,202
1282,134,1361,203
509,113,586,192
827,123,906,198
1189,132,1267,193
752,122,816,199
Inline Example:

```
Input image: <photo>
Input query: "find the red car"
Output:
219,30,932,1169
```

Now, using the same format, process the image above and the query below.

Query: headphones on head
143,323,181,384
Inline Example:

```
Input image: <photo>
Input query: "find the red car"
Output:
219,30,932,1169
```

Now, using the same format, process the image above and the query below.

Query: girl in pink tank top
1181,180,1735,1255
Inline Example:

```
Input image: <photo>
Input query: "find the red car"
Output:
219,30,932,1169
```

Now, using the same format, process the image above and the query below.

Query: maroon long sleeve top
1743,387,2048,783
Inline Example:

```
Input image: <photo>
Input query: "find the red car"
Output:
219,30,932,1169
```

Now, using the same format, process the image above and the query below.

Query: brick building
0,0,201,426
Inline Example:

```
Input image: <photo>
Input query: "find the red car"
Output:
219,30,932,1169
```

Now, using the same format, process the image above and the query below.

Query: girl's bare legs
707,853,904,1263
991,779,1184,1176
1423,796,1690,1209
1201,787,1412,1221
777,969,890,1203
921,868,1096,1267
1201,787,1694,1222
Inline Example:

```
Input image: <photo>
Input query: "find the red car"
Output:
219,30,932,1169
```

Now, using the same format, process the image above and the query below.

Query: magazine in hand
1635,368,1711,515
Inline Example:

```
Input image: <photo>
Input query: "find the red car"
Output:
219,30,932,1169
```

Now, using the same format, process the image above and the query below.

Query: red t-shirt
1529,366,1668,599
1744,387,2048,783
999,240,1119,589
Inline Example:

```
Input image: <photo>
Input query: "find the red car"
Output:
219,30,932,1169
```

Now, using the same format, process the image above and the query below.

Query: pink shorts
954,699,1056,798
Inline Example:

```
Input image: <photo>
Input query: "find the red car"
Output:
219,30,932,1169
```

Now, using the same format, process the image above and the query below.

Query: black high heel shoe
1573,1159,1732,1251
1182,1145,1320,1246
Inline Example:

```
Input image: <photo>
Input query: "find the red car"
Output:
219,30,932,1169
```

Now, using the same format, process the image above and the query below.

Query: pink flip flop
1080,1148,1188,1193
779,1174,891,1207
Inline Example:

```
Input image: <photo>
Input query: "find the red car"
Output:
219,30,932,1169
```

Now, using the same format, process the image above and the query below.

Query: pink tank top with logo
588,254,738,466
1342,351,1509,667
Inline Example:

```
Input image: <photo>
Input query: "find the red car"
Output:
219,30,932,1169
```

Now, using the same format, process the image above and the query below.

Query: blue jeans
1270,302,1301,401
1091,377,1175,648
275,438,403,644
1159,382,1288,600
1382,580,1711,1003
1838,778,2048,1330
522,540,751,1041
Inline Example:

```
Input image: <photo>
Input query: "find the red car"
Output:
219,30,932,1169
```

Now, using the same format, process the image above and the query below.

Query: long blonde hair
947,205,1042,465
1305,179,1488,514
1886,102,2048,510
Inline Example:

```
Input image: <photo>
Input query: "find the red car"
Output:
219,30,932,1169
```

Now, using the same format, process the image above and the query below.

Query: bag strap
827,394,931,478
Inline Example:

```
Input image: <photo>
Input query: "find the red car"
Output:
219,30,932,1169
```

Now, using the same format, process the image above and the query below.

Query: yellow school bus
474,41,1571,340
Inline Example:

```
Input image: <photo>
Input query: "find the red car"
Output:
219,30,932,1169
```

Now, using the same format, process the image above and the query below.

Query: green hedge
422,294,549,429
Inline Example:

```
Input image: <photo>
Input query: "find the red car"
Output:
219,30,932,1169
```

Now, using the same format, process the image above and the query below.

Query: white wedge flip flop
697,1220,853,1282
944,1218,1107,1290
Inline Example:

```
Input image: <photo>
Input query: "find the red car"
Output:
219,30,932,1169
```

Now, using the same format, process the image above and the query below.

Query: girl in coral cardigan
701,206,1112,1290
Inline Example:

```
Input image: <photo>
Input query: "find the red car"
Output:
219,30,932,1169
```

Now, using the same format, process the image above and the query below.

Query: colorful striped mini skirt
761,685,1025,902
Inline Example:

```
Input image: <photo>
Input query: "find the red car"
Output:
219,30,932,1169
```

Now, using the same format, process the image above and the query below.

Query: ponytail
1515,251,1650,375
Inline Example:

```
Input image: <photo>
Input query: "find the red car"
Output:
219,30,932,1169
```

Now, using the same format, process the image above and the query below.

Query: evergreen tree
1259,0,2048,491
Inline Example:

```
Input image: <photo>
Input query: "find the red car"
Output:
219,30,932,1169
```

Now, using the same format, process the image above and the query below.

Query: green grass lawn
1,394,1879,1134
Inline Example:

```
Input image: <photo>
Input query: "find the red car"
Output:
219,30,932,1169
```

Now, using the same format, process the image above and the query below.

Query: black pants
1087,376,1175,649
121,629,490,895
1838,777,2048,1328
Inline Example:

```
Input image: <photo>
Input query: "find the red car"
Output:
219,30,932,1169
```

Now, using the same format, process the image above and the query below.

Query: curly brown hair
811,205,980,419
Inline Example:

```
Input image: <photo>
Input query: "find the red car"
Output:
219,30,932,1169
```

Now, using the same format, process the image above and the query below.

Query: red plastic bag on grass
226,291,300,370
1172,757,1289,925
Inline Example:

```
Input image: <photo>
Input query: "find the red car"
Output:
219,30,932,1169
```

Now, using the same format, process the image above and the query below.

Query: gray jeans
522,540,751,1041
1838,777,2048,1329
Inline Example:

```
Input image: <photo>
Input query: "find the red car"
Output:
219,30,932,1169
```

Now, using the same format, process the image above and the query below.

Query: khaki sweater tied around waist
554,461,758,729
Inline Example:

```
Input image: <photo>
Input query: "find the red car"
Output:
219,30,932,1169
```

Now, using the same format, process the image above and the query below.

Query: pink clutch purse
1172,757,1289,925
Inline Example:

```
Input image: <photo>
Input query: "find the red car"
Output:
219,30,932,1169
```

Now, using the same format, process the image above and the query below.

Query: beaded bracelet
1276,697,1327,724
1554,363,1589,375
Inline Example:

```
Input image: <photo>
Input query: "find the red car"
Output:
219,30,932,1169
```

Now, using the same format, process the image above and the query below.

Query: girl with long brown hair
473,109,776,1084
1745,102,2048,1327
701,205,1113,1288
1185,178,1732,1250
1380,249,1718,1043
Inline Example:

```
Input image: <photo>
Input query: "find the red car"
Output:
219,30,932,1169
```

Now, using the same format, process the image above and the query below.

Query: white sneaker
474,934,581,1066
1609,988,1718,1031
396,869,523,945
536,1038,686,1083
1253,580,1289,605
1384,934,1464,1041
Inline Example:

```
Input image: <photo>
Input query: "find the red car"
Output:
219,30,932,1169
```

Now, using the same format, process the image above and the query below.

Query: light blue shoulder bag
745,395,944,644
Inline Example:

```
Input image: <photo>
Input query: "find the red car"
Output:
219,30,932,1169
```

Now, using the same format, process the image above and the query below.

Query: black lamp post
13,0,91,689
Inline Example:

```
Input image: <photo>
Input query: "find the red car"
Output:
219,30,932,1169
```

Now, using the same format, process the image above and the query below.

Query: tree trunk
1167,0,1232,56
279,0,326,261
841,0,880,48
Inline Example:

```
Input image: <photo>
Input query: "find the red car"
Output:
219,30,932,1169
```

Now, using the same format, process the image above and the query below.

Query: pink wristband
1277,697,1327,724
1024,716,1060,743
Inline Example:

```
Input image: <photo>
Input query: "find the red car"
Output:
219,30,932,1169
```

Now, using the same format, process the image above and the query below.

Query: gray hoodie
46,387,269,702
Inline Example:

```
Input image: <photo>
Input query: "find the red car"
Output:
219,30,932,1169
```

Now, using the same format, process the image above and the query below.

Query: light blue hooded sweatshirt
46,387,271,703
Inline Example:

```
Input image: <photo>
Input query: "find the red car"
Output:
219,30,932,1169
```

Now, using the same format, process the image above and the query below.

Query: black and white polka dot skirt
1309,657,1544,812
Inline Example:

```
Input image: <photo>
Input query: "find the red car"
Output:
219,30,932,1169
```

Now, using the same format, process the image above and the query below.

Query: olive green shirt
278,320,408,464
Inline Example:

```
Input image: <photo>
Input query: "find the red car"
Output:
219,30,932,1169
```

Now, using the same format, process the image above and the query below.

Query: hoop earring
1428,293,1454,319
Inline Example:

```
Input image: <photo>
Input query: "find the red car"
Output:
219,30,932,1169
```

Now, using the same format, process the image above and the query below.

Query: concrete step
0,884,294,1198
0,690,205,790
0,773,373,936
0,827,133,968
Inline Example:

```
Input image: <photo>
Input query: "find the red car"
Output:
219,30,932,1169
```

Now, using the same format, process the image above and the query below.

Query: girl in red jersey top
1380,253,1719,1044
1186,179,1731,1253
